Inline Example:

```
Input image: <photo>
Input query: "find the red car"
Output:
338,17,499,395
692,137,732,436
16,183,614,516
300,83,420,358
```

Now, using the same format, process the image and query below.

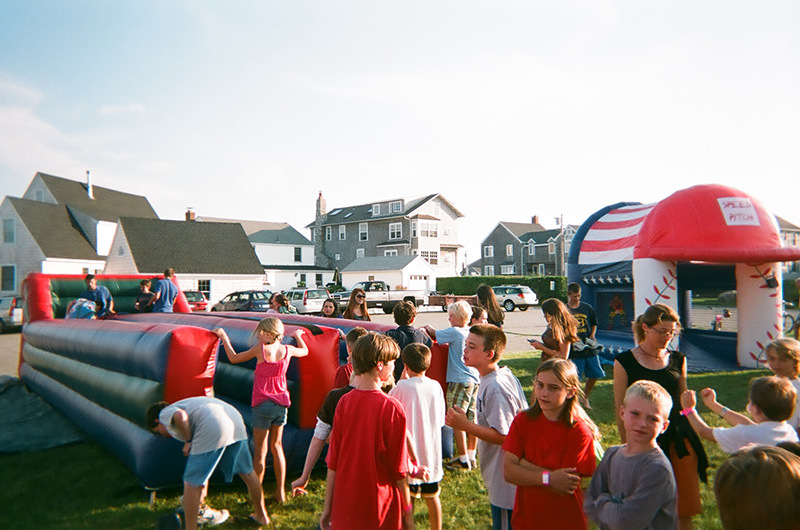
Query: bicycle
783,301,798,339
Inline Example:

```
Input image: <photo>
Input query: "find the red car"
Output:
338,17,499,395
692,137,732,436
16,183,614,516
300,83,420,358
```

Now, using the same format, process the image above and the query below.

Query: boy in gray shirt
585,381,677,530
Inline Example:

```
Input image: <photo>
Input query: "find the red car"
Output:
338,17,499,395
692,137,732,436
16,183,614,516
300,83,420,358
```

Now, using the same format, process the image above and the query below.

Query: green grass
1,353,768,529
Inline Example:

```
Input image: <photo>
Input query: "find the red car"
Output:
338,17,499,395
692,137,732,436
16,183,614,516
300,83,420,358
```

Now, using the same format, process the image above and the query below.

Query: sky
1,1,798,264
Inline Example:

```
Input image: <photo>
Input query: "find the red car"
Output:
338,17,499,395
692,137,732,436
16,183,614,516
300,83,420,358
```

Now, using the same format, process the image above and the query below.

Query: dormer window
390,200,403,213
372,204,380,216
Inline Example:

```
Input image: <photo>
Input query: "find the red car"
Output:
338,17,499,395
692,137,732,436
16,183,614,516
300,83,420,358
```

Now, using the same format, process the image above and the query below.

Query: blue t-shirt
80,286,113,318
153,279,178,313
435,326,479,384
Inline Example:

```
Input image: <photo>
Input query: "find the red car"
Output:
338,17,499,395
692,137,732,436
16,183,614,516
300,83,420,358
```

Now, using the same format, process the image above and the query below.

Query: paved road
0,308,547,377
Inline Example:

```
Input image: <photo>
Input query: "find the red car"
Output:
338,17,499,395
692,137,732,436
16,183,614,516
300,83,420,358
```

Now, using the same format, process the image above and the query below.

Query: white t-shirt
789,379,800,429
713,421,799,454
160,397,248,455
389,376,446,484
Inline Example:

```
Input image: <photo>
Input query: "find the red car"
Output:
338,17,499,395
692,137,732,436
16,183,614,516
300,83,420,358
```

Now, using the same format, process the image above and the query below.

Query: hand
445,406,468,430
549,467,581,495
402,507,416,530
295,329,305,338
680,389,697,409
700,387,717,408
530,340,545,350
182,441,191,457
290,477,308,497
411,464,431,482
213,328,227,340
319,508,332,530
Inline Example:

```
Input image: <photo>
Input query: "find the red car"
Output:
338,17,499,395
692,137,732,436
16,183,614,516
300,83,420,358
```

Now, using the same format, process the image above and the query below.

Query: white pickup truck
332,281,427,314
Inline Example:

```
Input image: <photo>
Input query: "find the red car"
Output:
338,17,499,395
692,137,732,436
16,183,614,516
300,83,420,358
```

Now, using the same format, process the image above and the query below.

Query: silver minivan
0,296,23,332
286,288,330,314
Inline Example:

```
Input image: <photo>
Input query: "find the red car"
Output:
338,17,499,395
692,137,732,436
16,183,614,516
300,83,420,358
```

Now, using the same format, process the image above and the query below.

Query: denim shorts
570,355,605,380
251,399,288,429
183,440,253,487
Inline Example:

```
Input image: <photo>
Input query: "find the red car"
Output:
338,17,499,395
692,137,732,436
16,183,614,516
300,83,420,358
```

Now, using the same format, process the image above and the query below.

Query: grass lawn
1,352,768,530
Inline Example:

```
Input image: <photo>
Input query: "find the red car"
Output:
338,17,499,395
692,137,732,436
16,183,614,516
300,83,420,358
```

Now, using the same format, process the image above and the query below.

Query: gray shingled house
479,218,577,277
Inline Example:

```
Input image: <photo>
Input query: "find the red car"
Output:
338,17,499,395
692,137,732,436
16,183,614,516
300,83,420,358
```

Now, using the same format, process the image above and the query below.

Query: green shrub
436,275,568,301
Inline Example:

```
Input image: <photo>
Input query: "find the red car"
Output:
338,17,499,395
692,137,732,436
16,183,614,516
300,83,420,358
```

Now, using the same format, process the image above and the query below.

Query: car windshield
184,292,203,302
251,291,270,300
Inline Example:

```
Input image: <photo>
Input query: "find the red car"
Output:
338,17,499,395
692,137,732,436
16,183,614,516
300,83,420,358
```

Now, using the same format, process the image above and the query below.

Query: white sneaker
198,507,230,527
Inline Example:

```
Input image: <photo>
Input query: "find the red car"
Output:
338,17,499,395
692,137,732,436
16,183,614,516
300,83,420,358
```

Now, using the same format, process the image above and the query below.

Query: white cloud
0,76,43,106
98,104,146,116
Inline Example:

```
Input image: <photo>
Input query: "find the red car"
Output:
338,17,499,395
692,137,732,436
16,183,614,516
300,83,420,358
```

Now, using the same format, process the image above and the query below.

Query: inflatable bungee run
17,272,448,490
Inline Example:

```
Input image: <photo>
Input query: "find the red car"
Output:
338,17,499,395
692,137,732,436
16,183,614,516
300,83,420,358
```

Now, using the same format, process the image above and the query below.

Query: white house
340,255,436,293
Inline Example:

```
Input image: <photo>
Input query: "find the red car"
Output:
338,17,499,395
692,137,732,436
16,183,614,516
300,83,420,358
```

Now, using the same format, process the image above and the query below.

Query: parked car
285,287,330,314
183,290,209,312
332,281,427,314
211,290,272,312
0,296,23,332
492,285,539,312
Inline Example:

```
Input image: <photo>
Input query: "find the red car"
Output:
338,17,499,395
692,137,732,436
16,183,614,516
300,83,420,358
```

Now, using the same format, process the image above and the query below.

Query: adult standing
80,274,115,318
613,304,708,530
342,288,371,321
566,283,605,409
476,284,504,328
152,268,179,313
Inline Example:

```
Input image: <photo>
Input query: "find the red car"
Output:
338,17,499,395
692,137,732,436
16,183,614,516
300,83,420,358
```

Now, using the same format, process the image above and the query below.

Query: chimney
532,215,539,225
185,208,196,221
86,170,94,199
316,191,326,219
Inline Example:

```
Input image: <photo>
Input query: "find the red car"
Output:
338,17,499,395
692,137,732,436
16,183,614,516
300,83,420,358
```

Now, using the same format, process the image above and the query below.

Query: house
777,215,800,275
309,192,464,278
340,255,436,293
0,172,158,295
479,217,577,276
195,213,334,291
103,217,266,304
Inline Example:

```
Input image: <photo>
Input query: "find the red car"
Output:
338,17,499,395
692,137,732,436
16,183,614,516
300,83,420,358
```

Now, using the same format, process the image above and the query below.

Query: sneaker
198,507,230,527
445,458,471,471
470,459,478,470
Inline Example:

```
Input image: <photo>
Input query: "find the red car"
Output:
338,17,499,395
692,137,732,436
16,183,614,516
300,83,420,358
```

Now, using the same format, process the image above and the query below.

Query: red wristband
680,407,696,416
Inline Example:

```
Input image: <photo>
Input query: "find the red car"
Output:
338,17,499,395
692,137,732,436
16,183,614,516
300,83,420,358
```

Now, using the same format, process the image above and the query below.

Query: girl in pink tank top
215,318,308,503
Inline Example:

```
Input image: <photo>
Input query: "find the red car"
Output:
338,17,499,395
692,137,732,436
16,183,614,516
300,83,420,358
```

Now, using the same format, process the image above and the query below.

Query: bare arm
288,330,310,359
213,328,259,364
588,325,597,339
396,477,416,529
680,390,716,442
503,450,580,495
446,406,506,445
699,388,754,426
169,409,193,456
291,435,327,496
529,339,569,359
319,469,335,530
612,361,628,443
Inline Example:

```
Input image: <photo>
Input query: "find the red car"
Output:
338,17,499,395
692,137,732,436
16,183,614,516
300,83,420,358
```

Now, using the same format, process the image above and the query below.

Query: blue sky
1,1,798,260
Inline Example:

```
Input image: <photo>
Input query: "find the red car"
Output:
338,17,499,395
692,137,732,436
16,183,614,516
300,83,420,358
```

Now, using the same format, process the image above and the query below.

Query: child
529,298,579,362
446,323,527,529
680,375,800,454
470,305,488,326
389,343,446,530
319,333,414,530
584,381,677,530
714,445,800,530
147,397,270,529
333,327,368,388
423,300,481,470
133,279,155,313
764,338,800,430
214,318,308,503
503,359,599,529
566,283,605,409
385,301,433,381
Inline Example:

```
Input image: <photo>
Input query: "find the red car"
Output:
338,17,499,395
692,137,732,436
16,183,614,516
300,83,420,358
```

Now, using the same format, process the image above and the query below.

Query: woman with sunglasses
612,303,708,530
342,288,371,321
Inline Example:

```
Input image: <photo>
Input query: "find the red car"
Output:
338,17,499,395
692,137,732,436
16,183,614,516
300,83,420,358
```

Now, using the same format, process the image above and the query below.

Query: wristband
719,406,730,416
680,407,696,416
408,462,419,477
402,504,413,514
541,471,550,486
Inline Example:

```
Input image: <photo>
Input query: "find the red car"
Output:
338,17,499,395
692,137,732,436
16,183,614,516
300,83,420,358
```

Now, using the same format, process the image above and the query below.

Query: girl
274,293,297,314
529,298,579,362
476,284,504,328
470,305,488,326
764,338,800,429
613,304,708,530
320,298,343,318
503,359,599,529
342,288,371,321
214,319,308,503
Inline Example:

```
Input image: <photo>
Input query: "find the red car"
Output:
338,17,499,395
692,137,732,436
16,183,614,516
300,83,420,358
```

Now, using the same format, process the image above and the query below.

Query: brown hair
401,343,431,374
567,282,581,295
632,304,681,344
345,326,368,347
469,323,507,362
749,376,797,422
146,401,169,430
476,284,504,327
392,301,416,326
540,298,579,345
342,288,371,321
351,332,400,375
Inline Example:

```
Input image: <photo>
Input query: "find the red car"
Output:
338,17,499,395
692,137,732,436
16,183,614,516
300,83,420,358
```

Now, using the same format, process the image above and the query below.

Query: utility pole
556,214,565,276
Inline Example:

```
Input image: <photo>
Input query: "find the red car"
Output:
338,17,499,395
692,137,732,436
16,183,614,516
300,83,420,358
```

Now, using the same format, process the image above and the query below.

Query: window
420,250,438,265
299,273,306,284
2,219,14,243
197,279,211,300
538,264,546,275
389,222,402,240
294,247,302,262
335,253,341,261
418,221,438,237
384,249,398,256
506,244,513,257
528,244,534,256
390,201,402,212
356,248,365,258
316,273,323,286
359,223,368,241
117,246,124,256
501,264,515,275
372,204,380,216
484,265,495,275
325,226,332,241
1,265,14,291
484,245,494,258
339,225,346,240
548,241,556,255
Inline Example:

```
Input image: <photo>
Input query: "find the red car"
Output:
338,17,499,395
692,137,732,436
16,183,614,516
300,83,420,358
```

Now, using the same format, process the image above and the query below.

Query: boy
385,301,432,381
134,279,155,313
566,282,604,408
80,273,115,318
320,333,415,530
147,397,269,529
389,343,446,530
584,380,677,530
152,268,179,313
332,327,368,388
446,323,527,530
423,300,480,471
680,375,800,453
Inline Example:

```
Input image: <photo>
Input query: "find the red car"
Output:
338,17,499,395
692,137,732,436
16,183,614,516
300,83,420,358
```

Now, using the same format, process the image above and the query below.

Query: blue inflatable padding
20,363,187,489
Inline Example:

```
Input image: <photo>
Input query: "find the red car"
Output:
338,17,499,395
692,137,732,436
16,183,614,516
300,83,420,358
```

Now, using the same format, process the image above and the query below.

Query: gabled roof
341,255,428,273
499,221,546,241
310,193,463,227
36,173,157,222
7,198,101,260
777,215,800,232
248,225,312,246
196,216,292,237
524,228,562,244
118,218,264,275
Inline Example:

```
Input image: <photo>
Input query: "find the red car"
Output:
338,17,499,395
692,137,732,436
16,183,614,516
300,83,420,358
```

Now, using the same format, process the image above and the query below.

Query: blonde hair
448,300,471,325
632,304,681,344
254,317,283,344
527,359,601,441
768,338,800,378
624,380,673,418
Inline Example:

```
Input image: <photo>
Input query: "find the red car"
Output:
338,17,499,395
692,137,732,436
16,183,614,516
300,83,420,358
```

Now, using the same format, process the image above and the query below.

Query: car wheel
382,305,394,314
210,308,217,312
504,300,515,312
519,306,529,312
0,319,5,334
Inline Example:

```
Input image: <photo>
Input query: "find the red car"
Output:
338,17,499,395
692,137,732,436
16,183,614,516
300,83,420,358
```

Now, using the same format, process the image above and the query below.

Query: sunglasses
355,294,365,299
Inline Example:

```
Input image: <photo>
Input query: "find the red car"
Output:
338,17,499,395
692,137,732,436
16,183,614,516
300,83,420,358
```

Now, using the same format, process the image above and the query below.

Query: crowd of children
151,297,800,530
